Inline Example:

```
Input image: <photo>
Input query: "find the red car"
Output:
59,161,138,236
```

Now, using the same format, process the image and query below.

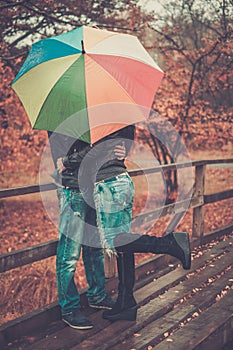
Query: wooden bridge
0,159,233,350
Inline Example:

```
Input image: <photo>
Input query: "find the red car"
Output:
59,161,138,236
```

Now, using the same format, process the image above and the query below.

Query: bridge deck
2,234,233,350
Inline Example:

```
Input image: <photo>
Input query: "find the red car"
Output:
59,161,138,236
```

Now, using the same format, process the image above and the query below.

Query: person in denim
48,132,125,329
62,126,137,322
61,125,191,324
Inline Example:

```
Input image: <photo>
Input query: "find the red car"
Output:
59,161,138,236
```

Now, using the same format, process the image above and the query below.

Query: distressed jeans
56,188,107,315
93,173,134,254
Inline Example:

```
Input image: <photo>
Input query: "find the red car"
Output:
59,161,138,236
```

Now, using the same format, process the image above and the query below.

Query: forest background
0,0,232,324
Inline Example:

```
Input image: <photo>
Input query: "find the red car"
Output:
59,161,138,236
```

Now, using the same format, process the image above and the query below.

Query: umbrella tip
81,40,85,54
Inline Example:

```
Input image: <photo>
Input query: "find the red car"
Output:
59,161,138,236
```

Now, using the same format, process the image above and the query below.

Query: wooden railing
0,159,233,275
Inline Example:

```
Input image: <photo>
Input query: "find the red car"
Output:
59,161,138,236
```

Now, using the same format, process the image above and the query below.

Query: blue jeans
56,188,107,315
93,173,134,254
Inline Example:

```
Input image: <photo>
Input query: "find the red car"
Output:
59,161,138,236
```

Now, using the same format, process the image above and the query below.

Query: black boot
102,252,137,321
114,231,191,270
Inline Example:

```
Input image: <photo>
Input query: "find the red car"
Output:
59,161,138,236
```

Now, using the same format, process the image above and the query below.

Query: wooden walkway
3,233,233,350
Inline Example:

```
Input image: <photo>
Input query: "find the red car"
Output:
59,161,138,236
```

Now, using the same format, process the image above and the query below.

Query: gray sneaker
62,309,93,329
89,295,115,310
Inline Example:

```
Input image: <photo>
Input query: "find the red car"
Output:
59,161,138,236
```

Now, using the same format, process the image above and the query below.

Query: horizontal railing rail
0,160,199,199
1,158,233,275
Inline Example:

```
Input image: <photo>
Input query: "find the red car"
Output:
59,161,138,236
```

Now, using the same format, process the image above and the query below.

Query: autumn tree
144,0,233,148
134,0,233,201
1,0,232,189
0,0,147,186
0,0,145,69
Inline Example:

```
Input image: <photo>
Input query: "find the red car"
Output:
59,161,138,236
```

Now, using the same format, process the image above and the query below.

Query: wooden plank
0,298,90,349
0,302,61,348
0,158,232,348
0,254,180,346
113,265,233,350
0,183,57,199
133,237,231,306
153,289,233,350
1,235,231,348
204,189,233,203
0,254,181,347
73,249,233,350
0,192,231,276
201,225,233,245
0,229,179,274
129,160,195,177
0,161,196,200
56,238,233,350
132,197,197,227
19,310,124,350
0,231,195,274
0,161,231,202
0,240,58,273
205,158,233,165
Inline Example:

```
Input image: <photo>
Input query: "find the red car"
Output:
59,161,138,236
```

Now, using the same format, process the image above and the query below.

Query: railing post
192,163,206,242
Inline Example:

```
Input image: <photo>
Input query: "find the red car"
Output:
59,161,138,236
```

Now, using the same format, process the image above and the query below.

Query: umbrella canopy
12,25,164,144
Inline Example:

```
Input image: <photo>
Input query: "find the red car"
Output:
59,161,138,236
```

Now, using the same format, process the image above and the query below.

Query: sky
139,0,164,12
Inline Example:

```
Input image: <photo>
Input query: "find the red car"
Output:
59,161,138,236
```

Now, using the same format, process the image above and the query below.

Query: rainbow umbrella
12,25,164,144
